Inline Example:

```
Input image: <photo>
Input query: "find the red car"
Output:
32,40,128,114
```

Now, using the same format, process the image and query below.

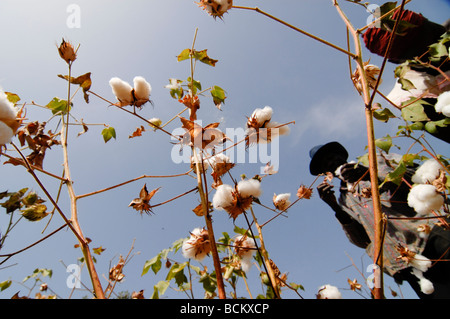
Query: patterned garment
337,155,438,276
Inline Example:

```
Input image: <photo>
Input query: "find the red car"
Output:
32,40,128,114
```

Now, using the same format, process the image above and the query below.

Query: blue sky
0,0,449,299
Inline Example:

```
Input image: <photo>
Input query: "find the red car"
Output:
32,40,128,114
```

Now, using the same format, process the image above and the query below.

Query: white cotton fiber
407,184,444,215
412,159,442,184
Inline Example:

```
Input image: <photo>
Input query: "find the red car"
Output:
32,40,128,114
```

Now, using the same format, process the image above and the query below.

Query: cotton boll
317,284,342,299
133,76,152,101
234,235,256,272
0,91,17,120
250,106,273,127
182,227,210,261
407,184,444,215
273,193,291,211
411,268,434,295
237,179,262,198
212,184,234,210
412,159,442,184
109,77,133,105
265,121,291,137
435,91,450,117
0,91,18,145
410,253,432,273
0,121,14,145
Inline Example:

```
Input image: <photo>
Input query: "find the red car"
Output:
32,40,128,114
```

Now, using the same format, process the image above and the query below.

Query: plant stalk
61,62,105,299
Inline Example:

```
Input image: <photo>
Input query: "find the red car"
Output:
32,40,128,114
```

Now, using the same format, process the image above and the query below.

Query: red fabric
363,9,444,63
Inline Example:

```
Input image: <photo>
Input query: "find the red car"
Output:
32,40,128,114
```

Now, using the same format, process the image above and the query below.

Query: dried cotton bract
0,90,20,145
182,227,211,261
352,61,381,95
109,76,152,108
196,0,233,19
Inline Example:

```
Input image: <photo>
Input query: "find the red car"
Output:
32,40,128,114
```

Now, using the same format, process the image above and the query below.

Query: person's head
309,142,348,176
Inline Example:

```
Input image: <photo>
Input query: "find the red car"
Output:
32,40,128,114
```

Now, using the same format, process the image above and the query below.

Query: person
309,141,450,299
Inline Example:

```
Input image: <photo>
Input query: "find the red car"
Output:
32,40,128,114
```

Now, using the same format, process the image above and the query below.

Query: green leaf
166,262,187,284
21,204,48,222
151,280,170,299
5,92,20,105
101,127,116,143
1,188,28,214
23,268,52,282
211,86,226,109
428,42,448,60
425,118,450,134
375,135,392,153
199,271,217,293
193,49,218,67
177,48,218,66
142,254,162,276
401,100,429,122
46,97,71,115
177,48,191,62
373,108,396,122
0,280,11,292
383,162,407,186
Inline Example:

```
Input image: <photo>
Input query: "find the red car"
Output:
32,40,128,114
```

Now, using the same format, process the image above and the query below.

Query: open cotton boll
0,90,19,145
109,77,133,105
0,122,14,145
317,284,342,299
250,106,273,127
435,91,450,117
0,91,17,120
410,253,432,273
273,193,291,211
237,179,262,198
212,184,234,210
407,184,444,215
133,76,152,101
182,227,210,261
234,235,256,272
411,268,434,295
412,159,442,184
265,121,291,137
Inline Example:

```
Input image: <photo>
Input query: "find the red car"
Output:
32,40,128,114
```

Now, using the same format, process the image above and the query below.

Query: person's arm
317,181,371,249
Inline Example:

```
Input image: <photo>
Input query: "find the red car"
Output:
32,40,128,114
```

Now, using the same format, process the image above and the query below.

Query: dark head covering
309,141,348,176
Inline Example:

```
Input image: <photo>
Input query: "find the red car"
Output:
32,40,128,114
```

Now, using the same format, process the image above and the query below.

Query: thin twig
232,6,357,59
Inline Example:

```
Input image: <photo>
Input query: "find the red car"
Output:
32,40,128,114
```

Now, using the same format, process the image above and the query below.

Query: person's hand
339,163,369,183
317,181,337,206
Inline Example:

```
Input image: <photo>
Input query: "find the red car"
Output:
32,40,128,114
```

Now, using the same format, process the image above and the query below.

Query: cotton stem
61,63,105,299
